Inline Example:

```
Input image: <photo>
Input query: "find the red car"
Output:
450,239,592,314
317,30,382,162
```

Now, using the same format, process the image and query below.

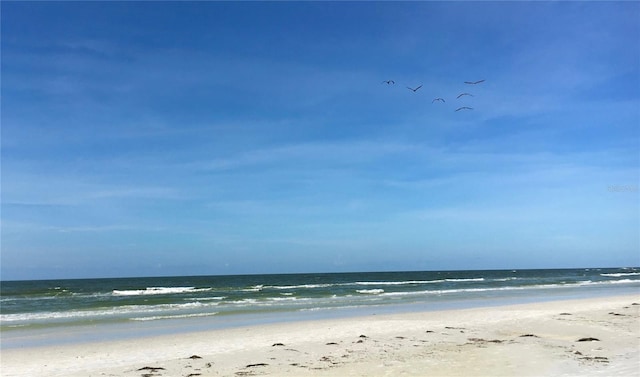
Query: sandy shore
2,294,639,377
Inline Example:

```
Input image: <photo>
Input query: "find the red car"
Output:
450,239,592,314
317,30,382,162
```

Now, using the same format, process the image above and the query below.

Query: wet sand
2,294,639,376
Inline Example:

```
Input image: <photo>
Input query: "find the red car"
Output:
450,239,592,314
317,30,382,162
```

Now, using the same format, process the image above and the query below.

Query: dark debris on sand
245,363,269,368
320,356,339,365
580,356,609,363
234,363,269,376
468,338,504,343
138,366,166,371
138,366,166,377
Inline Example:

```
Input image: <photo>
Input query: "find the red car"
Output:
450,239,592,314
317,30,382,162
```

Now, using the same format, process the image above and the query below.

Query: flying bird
407,85,423,92
455,107,473,112
464,80,485,85
432,98,445,103
457,93,474,99
382,80,395,85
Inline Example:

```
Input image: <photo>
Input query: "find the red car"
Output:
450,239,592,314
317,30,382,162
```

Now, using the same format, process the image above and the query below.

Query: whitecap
356,289,385,295
112,287,212,296
601,272,640,277
354,280,444,286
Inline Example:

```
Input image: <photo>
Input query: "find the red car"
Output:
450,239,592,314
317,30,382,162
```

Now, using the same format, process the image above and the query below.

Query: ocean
1,267,639,348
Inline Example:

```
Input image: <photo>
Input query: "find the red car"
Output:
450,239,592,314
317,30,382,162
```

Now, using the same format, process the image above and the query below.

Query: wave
227,298,258,305
299,303,383,312
373,279,640,298
263,284,335,290
354,278,484,286
130,312,218,321
600,279,638,285
241,285,264,292
112,287,212,296
226,296,309,306
262,280,481,289
356,289,385,295
262,280,482,290
600,272,640,277
189,296,226,301
0,301,213,323
1,292,88,302
267,296,304,302
354,280,445,286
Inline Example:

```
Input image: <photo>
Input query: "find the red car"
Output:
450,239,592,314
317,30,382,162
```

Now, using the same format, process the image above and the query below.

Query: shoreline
2,293,639,376
2,283,637,350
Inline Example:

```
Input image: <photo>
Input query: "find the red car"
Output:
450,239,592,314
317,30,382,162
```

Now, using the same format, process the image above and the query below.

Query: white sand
2,295,639,377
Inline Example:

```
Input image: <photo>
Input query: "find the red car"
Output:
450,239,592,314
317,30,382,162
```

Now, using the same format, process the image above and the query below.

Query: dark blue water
1,268,639,348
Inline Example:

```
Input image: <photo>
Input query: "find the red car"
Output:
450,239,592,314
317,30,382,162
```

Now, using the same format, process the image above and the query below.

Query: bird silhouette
382,80,395,85
432,98,445,103
407,85,423,92
457,93,474,99
455,107,473,112
464,80,485,85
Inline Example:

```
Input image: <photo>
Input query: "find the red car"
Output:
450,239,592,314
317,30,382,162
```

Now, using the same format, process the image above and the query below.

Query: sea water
1,268,639,348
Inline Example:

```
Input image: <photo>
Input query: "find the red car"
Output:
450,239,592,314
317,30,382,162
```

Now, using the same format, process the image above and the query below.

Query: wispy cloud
1,220,168,234
189,140,420,172
2,171,185,207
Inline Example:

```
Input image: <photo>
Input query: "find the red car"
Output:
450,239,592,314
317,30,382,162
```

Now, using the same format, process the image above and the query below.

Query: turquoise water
1,268,639,348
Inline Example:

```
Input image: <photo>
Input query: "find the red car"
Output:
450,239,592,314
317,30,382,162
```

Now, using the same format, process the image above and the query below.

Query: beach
2,294,638,377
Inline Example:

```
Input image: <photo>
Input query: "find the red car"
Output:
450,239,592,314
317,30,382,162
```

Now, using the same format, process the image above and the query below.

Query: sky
1,1,639,281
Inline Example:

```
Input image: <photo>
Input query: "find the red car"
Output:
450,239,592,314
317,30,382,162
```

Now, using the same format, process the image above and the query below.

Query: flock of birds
382,79,485,112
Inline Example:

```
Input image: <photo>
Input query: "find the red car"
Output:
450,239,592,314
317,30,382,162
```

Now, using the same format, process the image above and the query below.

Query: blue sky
2,2,639,280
